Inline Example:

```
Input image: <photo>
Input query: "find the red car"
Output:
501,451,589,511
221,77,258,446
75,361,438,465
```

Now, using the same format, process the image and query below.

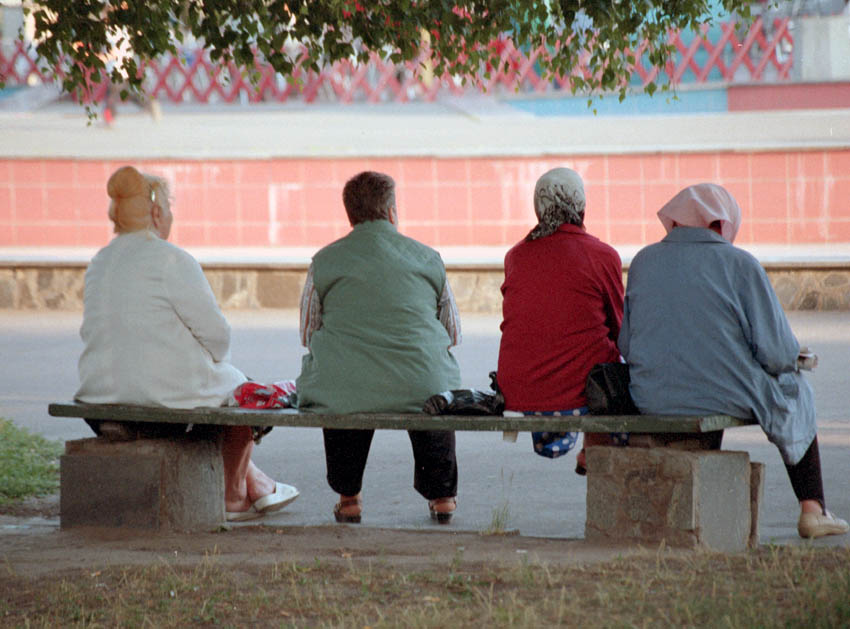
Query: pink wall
2,149,849,249
728,82,850,112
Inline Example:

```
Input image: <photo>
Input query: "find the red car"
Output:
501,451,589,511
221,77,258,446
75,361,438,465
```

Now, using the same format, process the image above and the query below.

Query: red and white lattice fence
0,17,793,104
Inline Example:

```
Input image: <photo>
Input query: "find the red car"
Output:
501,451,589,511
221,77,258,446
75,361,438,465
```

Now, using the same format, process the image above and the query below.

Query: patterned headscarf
657,183,742,243
527,168,586,241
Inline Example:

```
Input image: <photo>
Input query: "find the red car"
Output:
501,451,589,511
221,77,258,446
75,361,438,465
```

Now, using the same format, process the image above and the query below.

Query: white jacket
76,230,245,408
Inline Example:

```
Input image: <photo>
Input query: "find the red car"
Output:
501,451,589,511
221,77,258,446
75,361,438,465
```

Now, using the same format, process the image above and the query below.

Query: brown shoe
333,495,362,523
798,510,849,539
575,449,587,476
428,497,457,524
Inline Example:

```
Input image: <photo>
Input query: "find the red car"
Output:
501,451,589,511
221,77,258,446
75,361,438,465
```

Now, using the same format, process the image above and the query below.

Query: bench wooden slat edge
48,402,756,433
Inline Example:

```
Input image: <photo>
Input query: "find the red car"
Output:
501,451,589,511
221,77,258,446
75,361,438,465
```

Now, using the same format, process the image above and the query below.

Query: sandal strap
336,496,362,509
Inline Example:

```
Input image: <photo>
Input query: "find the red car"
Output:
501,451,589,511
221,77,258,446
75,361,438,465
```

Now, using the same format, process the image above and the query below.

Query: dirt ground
0,493,639,580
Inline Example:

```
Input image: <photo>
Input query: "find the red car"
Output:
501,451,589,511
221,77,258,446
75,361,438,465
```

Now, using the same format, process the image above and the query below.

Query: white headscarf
527,168,586,241
657,183,742,243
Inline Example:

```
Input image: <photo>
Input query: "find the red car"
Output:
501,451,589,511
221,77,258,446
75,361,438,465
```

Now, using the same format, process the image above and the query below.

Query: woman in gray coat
620,183,847,539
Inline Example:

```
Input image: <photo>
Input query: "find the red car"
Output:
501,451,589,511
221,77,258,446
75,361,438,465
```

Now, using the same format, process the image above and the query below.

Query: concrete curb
3,260,850,312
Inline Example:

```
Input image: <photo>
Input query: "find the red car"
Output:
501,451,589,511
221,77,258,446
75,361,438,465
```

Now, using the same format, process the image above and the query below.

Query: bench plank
48,402,756,433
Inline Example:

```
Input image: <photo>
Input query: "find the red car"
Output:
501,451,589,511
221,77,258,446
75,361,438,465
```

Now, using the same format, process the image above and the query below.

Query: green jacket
296,220,461,413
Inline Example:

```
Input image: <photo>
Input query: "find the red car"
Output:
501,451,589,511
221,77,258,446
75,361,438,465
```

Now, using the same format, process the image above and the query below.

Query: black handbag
585,362,639,415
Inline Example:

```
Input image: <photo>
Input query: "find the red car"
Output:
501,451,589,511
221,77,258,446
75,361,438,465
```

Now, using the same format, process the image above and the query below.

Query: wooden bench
48,402,761,551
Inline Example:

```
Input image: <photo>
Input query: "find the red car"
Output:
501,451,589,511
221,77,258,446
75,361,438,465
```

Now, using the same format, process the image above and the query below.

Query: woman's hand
796,347,818,371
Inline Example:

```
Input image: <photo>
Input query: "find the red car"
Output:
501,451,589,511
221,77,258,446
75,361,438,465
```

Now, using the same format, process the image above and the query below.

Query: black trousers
785,436,826,510
85,418,189,439
323,428,458,500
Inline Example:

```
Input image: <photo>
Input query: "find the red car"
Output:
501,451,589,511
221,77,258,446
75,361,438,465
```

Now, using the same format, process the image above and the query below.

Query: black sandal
333,496,362,523
429,497,457,524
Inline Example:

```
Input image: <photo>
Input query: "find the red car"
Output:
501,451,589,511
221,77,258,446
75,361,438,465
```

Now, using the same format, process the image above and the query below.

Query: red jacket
497,224,624,411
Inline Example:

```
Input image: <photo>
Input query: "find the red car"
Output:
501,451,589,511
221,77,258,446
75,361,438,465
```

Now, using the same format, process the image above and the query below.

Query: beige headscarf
107,165,155,233
527,168,586,241
657,183,742,243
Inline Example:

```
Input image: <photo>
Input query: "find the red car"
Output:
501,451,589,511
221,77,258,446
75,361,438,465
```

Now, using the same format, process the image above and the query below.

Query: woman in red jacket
497,168,625,472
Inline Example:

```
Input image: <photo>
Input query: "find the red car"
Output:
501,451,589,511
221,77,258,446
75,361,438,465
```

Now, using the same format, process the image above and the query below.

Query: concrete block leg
585,446,752,552
60,433,225,531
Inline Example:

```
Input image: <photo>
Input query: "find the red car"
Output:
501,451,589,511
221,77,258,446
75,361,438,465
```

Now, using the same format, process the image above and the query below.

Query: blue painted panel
0,86,24,101
505,88,729,116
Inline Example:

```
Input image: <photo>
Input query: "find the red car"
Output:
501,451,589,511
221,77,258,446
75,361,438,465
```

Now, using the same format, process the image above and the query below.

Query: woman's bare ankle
800,499,824,515
337,493,362,514
245,461,276,502
225,497,252,513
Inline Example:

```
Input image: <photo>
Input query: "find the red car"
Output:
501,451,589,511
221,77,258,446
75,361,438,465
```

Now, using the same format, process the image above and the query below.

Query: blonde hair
107,166,155,233
143,173,171,212
106,166,173,234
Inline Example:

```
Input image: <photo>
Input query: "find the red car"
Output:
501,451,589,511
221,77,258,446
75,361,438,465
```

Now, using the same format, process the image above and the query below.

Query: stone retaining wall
2,264,850,312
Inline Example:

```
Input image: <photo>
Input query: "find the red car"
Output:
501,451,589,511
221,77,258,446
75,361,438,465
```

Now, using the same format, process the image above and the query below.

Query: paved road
1,309,847,545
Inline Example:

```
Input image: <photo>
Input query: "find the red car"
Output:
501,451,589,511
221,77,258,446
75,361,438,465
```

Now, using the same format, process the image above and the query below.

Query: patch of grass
0,418,62,505
483,469,513,536
2,545,848,627
484,500,511,536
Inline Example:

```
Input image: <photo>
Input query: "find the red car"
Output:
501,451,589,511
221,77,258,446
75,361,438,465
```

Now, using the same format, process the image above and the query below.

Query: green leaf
19,0,762,107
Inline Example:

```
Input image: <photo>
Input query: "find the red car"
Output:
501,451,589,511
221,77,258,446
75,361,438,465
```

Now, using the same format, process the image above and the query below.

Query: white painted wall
798,15,850,80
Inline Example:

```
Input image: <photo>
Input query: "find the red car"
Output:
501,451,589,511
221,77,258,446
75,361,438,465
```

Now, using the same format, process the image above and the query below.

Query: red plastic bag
233,380,296,409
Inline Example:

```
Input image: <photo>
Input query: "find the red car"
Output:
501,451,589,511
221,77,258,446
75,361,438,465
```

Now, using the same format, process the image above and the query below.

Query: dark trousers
85,418,189,439
785,436,826,510
323,428,458,500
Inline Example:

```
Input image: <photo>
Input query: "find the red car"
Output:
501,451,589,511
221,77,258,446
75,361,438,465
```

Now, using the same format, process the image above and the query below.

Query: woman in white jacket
76,165,297,521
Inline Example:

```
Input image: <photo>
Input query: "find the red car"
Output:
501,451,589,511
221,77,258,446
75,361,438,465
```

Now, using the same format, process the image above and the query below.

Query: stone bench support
60,433,225,531
585,446,765,552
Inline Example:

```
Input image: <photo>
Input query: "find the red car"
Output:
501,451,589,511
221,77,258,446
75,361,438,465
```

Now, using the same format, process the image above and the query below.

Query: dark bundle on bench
48,402,761,551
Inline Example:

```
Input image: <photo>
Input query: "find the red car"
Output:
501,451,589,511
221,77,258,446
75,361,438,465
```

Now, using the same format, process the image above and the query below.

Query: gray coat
619,227,816,465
